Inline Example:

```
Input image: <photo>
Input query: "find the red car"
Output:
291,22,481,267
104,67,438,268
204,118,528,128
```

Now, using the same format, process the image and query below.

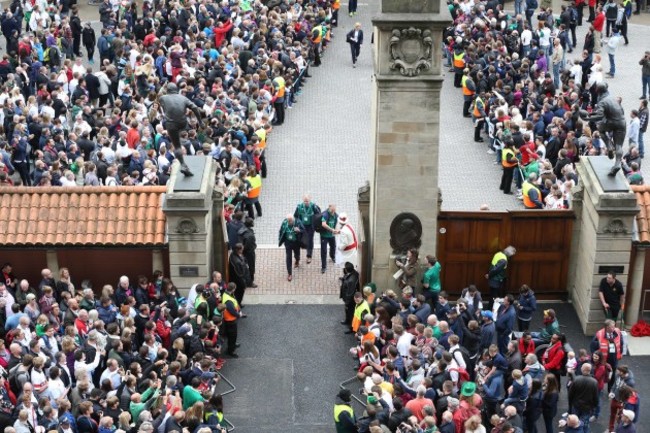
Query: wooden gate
437,210,574,300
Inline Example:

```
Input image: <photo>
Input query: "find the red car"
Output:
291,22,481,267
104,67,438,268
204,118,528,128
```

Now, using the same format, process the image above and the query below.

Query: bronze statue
579,83,626,176
159,83,204,177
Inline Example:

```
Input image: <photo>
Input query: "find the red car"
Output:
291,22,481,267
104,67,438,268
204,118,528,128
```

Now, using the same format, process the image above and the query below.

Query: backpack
528,0,538,10
449,366,471,386
606,5,618,20
312,205,325,232
452,346,472,369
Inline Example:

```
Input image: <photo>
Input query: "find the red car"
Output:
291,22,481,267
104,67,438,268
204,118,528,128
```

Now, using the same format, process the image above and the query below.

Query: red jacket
588,0,596,7
543,342,565,371
519,338,536,357
593,12,605,31
213,20,233,48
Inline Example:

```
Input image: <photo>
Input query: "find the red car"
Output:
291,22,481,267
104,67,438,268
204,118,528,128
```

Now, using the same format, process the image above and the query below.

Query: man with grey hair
405,385,435,422
485,245,517,302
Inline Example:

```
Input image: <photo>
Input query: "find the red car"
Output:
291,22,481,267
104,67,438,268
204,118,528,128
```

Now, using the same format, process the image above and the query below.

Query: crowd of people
0,0,359,431
0,262,248,433
446,0,649,208
334,252,641,433
0,0,340,190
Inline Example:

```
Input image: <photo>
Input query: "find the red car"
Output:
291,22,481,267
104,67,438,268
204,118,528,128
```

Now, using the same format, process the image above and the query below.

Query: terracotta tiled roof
0,186,167,247
632,185,650,244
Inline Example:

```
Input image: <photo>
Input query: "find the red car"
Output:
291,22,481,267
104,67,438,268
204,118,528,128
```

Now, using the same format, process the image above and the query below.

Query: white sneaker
487,149,495,154
589,416,597,423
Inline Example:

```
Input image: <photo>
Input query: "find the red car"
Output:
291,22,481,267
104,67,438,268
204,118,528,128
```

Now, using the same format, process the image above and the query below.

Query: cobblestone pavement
248,247,341,299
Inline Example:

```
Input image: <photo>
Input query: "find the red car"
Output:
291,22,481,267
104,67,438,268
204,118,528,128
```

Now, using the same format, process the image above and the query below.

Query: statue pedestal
367,0,450,293
569,157,638,334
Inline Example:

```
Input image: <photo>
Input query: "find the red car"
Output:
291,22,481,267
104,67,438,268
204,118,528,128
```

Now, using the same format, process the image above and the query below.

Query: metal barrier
212,371,237,431
222,417,235,432
216,371,237,396
339,376,367,409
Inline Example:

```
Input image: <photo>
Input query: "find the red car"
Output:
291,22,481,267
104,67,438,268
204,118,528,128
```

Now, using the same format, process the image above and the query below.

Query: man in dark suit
346,22,363,68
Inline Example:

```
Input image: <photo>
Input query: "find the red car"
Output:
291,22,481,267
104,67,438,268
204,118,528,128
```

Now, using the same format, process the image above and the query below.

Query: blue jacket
97,304,117,324
414,303,431,324
480,321,496,351
496,304,516,334
517,291,537,321
484,372,504,401
509,378,529,401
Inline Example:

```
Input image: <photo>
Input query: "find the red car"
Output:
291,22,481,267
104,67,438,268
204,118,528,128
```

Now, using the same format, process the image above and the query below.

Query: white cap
621,409,635,422
338,212,348,224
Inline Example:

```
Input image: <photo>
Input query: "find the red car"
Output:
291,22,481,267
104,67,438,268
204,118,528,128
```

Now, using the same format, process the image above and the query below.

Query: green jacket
278,219,305,246
182,385,205,410
130,387,160,421
539,319,560,342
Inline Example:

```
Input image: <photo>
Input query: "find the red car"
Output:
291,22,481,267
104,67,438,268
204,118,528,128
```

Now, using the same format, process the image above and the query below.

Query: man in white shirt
100,359,122,389
395,324,414,358
521,26,533,57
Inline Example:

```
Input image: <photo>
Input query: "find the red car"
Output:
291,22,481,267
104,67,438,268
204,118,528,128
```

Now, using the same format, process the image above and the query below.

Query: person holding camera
639,51,650,100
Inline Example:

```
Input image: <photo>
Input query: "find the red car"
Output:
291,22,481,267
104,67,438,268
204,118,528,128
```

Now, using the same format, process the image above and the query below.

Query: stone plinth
163,157,219,293
569,157,638,334
367,0,450,291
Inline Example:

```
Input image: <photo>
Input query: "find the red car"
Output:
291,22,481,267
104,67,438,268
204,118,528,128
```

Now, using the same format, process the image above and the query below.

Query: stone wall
570,158,637,334
163,157,219,293
368,1,450,292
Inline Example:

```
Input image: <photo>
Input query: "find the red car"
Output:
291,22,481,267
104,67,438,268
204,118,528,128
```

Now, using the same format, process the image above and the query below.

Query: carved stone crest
390,213,423,253
358,181,370,203
389,27,433,77
177,218,199,234
604,219,627,234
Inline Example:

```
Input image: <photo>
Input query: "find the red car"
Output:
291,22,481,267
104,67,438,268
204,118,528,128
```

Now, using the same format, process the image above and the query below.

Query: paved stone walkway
253,1,376,246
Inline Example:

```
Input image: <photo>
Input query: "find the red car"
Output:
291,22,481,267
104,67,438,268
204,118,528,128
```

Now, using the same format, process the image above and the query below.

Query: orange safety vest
333,0,340,10
502,148,518,168
247,175,262,199
361,330,376,346
462,76,475,97
472,96,484,117
595,328,622,360
522,181,542,209
453,52,466,69
351,300,369,332
273,76,286,98
222,292,240,322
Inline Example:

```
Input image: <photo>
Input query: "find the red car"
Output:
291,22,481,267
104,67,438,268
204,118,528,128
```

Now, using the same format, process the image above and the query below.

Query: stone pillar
570,157,638,334
358,182,371,286
46,250,59,278
626,246,645,326
152,250,164,274
163,157,218,294
212,189,226,276
368,0,450,291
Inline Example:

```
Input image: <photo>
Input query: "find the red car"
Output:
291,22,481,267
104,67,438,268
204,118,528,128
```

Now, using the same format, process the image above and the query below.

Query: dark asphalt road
217,302,649,433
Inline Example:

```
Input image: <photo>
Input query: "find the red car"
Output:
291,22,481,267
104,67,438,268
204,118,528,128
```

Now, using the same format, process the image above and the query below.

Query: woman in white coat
336,213,359,268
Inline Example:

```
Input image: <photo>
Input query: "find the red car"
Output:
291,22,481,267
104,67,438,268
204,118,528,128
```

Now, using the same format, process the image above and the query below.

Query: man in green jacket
182,376,207,410
422,255,441,307
130,378,161,421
